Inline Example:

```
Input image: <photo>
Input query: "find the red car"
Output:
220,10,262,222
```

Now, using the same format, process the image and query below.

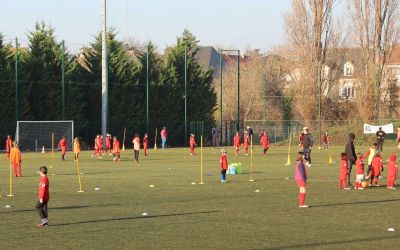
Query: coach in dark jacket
345,133,356,187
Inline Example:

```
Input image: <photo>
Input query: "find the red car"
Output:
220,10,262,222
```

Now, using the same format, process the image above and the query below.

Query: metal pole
61,40,65,120
146,44,149,134
318,70,322,147
101,0,108,146
184,46,188,146
15,37,19,121
237,50,240,131
219,49,223,145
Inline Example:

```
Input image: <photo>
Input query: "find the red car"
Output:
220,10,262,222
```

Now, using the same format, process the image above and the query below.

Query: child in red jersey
189,133,196,156
36,166,50,227
294,152,308,208
259,130,264,146
243,131,249,155
5,135,12,161
233,132,240,156
370,153,383,186
106,134,112,155
220,149,228,183
10,141,22,177
387,153,398,189
113,136,120,161
339,153,349,189
143,133,148,156
354,153,365,190
298,131,304,149
58,135,67,161
261,132,270,155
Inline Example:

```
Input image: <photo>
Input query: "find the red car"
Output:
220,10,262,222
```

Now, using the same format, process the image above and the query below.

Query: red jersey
371,157,383,176
113,140,120,154
161,129,167,138
387,161,398,179
340,159,348,179
58,138,67,149
244,134,249,147
106,136,111,148
143,136,148,146
189,136,196,148
99,136,103,148
261,135,269,148
6,138,12,153
234,135,240,147
355,158,364,175
220,155,228,170
38,176,50,202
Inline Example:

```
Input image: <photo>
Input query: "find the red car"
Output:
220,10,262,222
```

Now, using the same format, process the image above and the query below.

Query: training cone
41,146,45,154
329,153,333,164
285,154,291,166
122,144,125,152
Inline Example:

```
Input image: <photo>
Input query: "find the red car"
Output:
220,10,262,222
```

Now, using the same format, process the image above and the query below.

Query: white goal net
16,121,74,151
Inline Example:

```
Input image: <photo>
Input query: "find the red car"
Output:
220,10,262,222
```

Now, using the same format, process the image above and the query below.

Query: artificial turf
0,145,399,249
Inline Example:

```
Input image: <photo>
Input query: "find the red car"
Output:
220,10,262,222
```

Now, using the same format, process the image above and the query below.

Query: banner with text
363,123,394,134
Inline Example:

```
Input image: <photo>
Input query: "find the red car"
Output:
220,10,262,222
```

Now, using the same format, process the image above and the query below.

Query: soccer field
0,145,399,249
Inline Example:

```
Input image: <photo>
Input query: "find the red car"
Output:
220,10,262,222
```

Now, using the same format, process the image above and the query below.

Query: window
339,83,355,99
344,62,354,76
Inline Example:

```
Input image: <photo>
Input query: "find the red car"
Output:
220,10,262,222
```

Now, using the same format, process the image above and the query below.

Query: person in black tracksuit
376,127,386,152
345,133,357,187
301,127,314,167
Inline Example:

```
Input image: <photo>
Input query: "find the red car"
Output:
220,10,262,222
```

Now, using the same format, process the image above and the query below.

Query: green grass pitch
0,145,400,249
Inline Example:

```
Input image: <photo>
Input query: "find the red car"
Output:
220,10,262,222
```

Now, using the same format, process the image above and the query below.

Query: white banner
363,123,394,134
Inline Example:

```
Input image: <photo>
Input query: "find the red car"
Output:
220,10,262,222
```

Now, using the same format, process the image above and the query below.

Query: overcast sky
0,0,300,52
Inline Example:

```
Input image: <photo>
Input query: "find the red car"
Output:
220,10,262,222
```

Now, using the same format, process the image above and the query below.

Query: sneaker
375,184,380,187
392,187,397,189
299,205,309,208
344,187,351,190
358,187,364,190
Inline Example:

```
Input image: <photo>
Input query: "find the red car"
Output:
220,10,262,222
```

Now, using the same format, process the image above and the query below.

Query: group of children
231,130,269,157
339,142,398,190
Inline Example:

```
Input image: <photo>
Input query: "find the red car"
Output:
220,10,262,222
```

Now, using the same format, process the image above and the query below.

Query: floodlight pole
219,50,223,145
101,0,108,146
15,37,19,122
61,40,65,120
146,44,149,134
184,46,188,146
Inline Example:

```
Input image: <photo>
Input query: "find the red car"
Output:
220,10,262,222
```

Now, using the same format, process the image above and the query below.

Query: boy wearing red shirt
261,132,270,155
370,153,383,186
10,141,22,177
5,135,12,161
339,153,349,189
106,134,112,155
36,166,50,227
143,133,148,156
387,153,398,189
189,133,196,156
233,132,240,156
220,149,228,183
354,153,365,190
113,136,120,161
243,131,249,156
58,135,67,161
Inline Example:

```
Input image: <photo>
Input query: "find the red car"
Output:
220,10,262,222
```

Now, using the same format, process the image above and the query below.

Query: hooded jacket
345,133,356,163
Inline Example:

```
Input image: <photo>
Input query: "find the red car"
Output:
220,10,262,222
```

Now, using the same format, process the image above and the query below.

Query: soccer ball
361,181,368,188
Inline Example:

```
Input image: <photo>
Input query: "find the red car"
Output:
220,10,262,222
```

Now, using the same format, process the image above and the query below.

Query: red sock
299,193,305,206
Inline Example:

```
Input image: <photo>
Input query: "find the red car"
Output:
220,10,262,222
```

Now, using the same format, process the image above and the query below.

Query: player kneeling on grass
387,153,398,189
10,141,22,177
338,153,350,190
220,149,228,183
370,153,383,186
354,153,365,190
36,166,50,227
113,136,121,161
189,133,196,156
294,152,308,208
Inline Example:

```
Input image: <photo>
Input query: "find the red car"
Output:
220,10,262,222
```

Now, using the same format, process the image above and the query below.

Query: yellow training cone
285,154,291,166
329,153,333,164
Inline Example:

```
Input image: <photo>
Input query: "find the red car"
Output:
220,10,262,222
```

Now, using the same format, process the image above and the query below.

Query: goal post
16,121,74,151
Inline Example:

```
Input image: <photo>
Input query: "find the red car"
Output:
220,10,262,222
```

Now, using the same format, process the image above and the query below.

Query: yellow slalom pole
122,128,126,151
249,134,254,181
199,134,204,184
75,153,84,192
285,131,292,166
329,153,333,164
7,158,14,197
